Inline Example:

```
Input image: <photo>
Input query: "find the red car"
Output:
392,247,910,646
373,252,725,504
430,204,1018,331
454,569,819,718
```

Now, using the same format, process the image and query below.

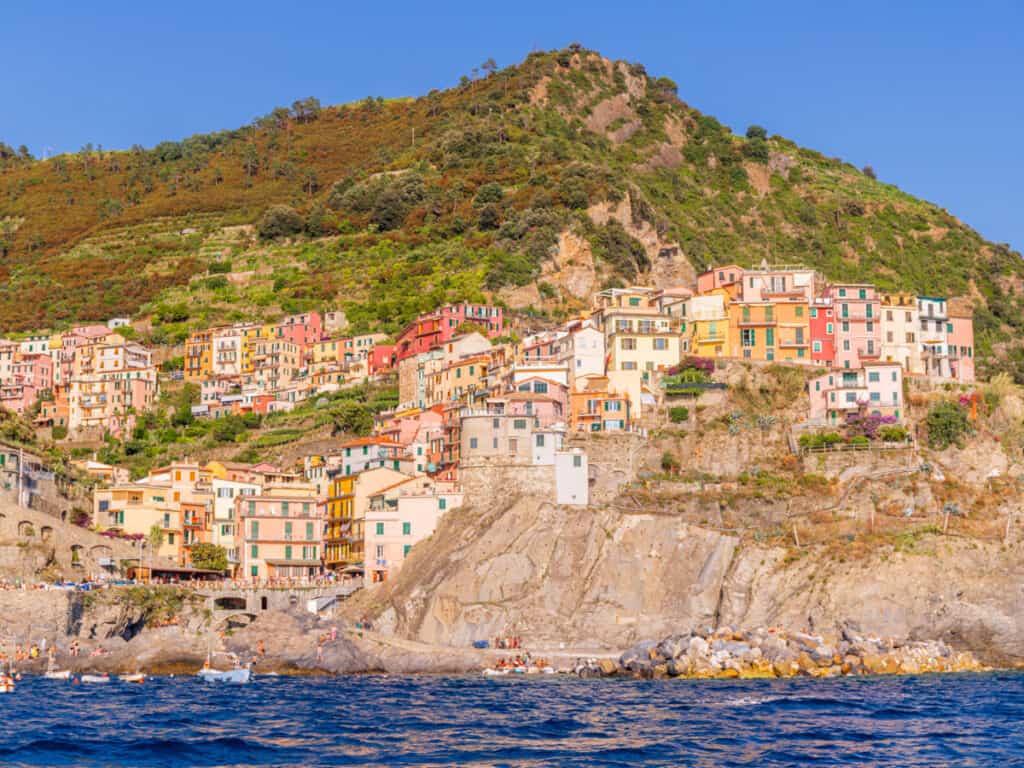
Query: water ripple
0,672,1020,766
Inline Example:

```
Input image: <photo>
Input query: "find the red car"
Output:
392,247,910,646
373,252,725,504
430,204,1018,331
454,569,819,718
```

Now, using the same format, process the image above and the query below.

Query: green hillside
1,45,1022,377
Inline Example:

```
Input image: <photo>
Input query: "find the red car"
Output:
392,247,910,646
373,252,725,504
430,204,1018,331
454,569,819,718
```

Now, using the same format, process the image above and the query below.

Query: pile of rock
601,626,985,679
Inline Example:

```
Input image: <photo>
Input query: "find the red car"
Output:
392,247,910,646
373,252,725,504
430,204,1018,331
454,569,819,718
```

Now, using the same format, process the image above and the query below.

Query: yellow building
727,301,810,363
324,473,356,570
93,483,184,561
185,329,214,382
592,288,682,383
686,293,730,358
427,354,489,405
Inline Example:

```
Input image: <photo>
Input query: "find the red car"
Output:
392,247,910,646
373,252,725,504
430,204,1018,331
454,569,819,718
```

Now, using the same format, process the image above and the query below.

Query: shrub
474,182,504,206
51,425,67,440
742,138,769,163
926,401,972,449
879,425,909,442
745,125,768,140
660,451,681,473
848,435,870,446
257,205,304,240
798,431,844,449
668,406,689,423
862,165,877,180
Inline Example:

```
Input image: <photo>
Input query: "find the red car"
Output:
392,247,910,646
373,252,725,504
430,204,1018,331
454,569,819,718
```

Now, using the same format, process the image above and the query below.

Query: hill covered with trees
1,45,1022,378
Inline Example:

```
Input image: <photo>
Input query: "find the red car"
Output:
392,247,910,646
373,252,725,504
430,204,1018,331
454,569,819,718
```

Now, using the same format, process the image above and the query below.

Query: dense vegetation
2,45,1022,376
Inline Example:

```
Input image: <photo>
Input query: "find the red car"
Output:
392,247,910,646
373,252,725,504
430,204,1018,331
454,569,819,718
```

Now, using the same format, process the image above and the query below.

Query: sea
1,672,1022,767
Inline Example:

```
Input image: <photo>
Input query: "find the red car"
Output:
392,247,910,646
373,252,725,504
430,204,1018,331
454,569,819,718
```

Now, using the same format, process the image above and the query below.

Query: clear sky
3,1,1021,251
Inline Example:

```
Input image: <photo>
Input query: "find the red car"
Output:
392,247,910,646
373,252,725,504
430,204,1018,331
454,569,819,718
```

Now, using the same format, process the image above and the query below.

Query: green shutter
765,328,774,346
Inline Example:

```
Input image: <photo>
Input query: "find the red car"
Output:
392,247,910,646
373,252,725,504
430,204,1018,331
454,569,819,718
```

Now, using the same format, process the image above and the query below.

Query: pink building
0,353,53,414
808,362,903,425
395,303,505,361
490,376,569,427
236,487,322,581
948,312,975,383
809,297,835,366
274,312,323,349
826,284,881,369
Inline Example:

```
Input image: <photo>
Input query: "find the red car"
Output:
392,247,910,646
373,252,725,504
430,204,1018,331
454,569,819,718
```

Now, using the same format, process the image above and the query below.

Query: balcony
779,340,809,348
738,317,777,326
857,348,881,359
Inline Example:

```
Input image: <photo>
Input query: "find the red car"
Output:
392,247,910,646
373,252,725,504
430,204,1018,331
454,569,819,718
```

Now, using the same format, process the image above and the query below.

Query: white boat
197,667,251,684
0,676,14,693
44,657,71,680
81,674,111,684
118,673,146,683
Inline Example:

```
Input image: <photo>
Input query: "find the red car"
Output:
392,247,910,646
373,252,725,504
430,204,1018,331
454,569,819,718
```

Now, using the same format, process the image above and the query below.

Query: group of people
493,653,549,670
494,636,522,650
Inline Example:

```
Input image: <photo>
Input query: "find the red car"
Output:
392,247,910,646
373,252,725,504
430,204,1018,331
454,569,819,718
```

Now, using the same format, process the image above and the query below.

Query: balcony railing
858,348,881,358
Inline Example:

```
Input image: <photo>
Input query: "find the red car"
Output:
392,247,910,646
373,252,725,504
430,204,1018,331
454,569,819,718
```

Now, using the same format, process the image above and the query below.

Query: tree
743,138,769,162
862,165,877,180
481,58,498,76
330,401,373,436
926,401,972,449
478,204,501,230
190,543,228,572
148,524,165,553
258,205,304,240
745,125,768,140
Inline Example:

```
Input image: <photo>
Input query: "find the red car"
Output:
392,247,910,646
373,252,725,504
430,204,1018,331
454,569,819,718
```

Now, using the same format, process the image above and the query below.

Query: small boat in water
118,673,146,684
0,675,14,693
81,674,111,684
197,667,251,684
44,656,71,680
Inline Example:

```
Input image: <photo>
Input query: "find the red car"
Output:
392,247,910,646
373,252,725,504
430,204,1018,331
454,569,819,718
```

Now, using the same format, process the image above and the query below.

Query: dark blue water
1,672,1022,767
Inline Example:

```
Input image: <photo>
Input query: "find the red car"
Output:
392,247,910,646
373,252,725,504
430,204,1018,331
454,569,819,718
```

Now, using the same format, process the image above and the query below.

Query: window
281,502,289,515
513,418,527,430
251,565,258,578
795,305,804,318
469,437,478,449
947,323,954,334
826,323,833,335
843,340,850,351
250,521,259,539
621,338,636,351
886,310,894,322
605,400,622,412
765,328,775,347
866,304,873,319
533,381,548,394
813,341,822,353
845,392,857,403
404,545,412,557
306,522,314,539
859,289,866,299
98,500,110,512
302,503,310,514
167,533,175,545
376,522,384,536
742,306,751,323
622,361,637,370
653,337,668,351
810,308,818,319
285,545,292,560
868,372,880,382
535,434,545,447
765,306,774,322
402,522,411,536
838,288,847,298
841,304,849,318
285,521,293,539
628,297,641,307
870,392,881,403
741,329,756,347
573,455,582,467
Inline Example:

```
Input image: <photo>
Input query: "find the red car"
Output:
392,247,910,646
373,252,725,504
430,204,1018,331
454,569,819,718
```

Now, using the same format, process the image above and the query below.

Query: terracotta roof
339,437,403,449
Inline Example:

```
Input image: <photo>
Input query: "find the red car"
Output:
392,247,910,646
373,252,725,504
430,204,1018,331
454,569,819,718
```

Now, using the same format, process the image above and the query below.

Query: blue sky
3,1,1021,250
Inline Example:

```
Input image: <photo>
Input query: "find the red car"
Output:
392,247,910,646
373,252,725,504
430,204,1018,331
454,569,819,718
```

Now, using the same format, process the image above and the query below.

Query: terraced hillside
1,46,1022,376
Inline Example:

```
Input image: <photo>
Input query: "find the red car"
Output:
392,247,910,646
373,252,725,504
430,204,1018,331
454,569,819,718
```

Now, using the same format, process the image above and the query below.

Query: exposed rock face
360,497,1024,666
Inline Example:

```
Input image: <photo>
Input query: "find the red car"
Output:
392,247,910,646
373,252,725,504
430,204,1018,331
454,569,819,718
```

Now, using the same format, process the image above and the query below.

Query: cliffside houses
0,325,159,438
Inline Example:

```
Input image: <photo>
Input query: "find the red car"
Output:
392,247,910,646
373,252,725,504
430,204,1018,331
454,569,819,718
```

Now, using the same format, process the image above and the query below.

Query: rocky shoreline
575,625,986,679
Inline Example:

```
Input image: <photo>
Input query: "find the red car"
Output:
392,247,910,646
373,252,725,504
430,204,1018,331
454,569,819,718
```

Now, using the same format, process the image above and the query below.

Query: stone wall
0,494,154,581
460,462,555,507
801,445,920,480
0,589,74,639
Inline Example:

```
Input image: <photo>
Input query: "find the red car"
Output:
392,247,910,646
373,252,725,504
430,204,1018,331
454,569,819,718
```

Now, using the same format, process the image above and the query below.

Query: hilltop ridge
2,45,1023,377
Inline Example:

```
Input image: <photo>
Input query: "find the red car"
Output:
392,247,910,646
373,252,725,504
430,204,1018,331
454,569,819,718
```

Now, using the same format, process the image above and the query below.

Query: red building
810,297,835,366
395,303,505,361
368,344,397,376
